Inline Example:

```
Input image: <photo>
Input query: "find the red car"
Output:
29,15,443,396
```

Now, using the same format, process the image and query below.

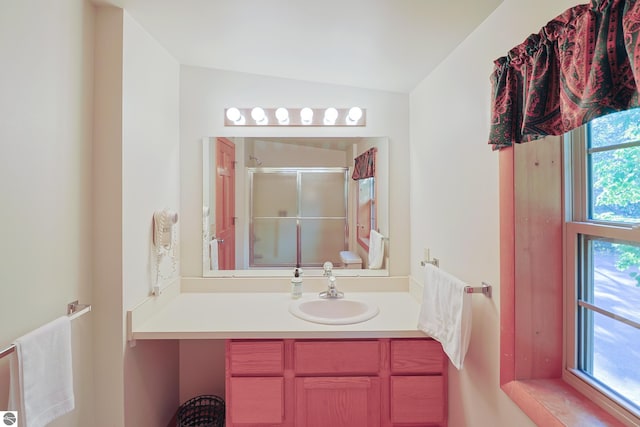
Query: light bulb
347,107,363,124
251,107,267,124
226,107,242,123
324,107,338,125
275,107,289,124
300,107,314,125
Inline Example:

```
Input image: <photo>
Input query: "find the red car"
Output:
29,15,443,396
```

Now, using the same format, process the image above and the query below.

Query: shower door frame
248,167,349,268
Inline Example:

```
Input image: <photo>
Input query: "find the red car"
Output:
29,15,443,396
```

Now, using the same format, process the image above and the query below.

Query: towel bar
420,261,492,298
464,282,492,297
375,229,389,241
0,301,91,360
420,258,440,268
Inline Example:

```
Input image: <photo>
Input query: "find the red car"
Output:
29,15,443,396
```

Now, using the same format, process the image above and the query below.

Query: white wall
121,11,181,427
121,10,181,314
93,7,125,426
252,139,348,167
408,0,577,426
179,66,411,278
0,1,95,425
93,7,181,427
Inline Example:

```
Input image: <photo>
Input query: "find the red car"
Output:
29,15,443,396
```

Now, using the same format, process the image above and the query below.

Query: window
565,109,640,422
352,147,377,251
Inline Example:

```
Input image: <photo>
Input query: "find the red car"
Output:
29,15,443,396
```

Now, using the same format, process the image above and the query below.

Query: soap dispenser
291,268,303,299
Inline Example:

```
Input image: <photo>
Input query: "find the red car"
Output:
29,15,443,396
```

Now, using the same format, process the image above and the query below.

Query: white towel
209,239,219,270
368,230,384,269
418,263,472,370
8,316,75,427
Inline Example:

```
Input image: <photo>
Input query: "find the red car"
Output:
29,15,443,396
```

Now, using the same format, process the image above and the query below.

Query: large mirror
202,136,389,277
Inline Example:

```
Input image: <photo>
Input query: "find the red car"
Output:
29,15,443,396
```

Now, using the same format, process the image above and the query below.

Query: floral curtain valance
351,147,376,180
489,0,640,150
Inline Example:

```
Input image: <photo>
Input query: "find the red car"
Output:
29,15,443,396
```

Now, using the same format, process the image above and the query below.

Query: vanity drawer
228,340,284,375
390,339,444,374
294,340,380,375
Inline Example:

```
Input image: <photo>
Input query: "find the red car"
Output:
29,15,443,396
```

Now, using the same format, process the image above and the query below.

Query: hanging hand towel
8,316,75,427
418,263,472,369
368,230,385,269
202,207,211,267
209,238,219,270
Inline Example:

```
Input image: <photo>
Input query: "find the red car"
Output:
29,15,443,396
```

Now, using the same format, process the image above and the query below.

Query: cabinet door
390,376,444,425
229,377,284,425
295,377,380,427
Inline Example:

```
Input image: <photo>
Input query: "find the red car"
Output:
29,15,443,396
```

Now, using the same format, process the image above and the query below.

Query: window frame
498,138,629,427
563,126,640,424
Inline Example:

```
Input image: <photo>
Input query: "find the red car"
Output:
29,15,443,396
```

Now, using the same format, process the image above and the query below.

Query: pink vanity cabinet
225,338,448,427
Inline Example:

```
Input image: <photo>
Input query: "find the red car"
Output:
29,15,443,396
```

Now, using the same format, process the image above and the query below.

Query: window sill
502,379,625,426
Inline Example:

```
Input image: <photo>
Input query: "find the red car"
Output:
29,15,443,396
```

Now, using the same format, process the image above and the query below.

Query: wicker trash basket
177,395,225,427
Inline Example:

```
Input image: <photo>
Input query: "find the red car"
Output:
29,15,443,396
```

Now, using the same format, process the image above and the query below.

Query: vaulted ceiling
96,0,502,93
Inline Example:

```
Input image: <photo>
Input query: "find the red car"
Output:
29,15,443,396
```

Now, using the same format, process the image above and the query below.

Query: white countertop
129,278,427,340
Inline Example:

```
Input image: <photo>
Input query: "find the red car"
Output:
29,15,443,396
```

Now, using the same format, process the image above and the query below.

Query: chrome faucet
319,262,344,299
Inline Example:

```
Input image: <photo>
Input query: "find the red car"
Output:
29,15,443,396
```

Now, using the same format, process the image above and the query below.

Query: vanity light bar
224,107,366,127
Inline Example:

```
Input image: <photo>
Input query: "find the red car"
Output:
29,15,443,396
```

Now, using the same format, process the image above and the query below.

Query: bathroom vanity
128,277,447,426
227,338,446,426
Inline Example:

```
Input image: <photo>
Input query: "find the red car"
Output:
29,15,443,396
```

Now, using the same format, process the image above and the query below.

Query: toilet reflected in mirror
340,250,363,269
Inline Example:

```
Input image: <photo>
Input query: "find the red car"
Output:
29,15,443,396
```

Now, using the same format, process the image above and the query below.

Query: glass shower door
251,171,298,267
250,168,347,268
299,171,347,265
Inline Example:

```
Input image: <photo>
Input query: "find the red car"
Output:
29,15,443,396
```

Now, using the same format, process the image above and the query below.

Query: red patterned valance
351,148,376,180
489,0,640,150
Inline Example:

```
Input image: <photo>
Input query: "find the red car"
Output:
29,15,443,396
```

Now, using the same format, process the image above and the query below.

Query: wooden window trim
498,142,626,426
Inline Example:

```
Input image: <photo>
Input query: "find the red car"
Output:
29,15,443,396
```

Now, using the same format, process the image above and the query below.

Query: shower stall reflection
250,167,348,268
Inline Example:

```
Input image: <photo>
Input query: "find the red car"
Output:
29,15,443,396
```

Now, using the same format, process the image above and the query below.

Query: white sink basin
289,298,379,325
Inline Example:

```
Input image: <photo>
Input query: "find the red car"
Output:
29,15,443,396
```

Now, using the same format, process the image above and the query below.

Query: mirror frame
202,136,390,277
